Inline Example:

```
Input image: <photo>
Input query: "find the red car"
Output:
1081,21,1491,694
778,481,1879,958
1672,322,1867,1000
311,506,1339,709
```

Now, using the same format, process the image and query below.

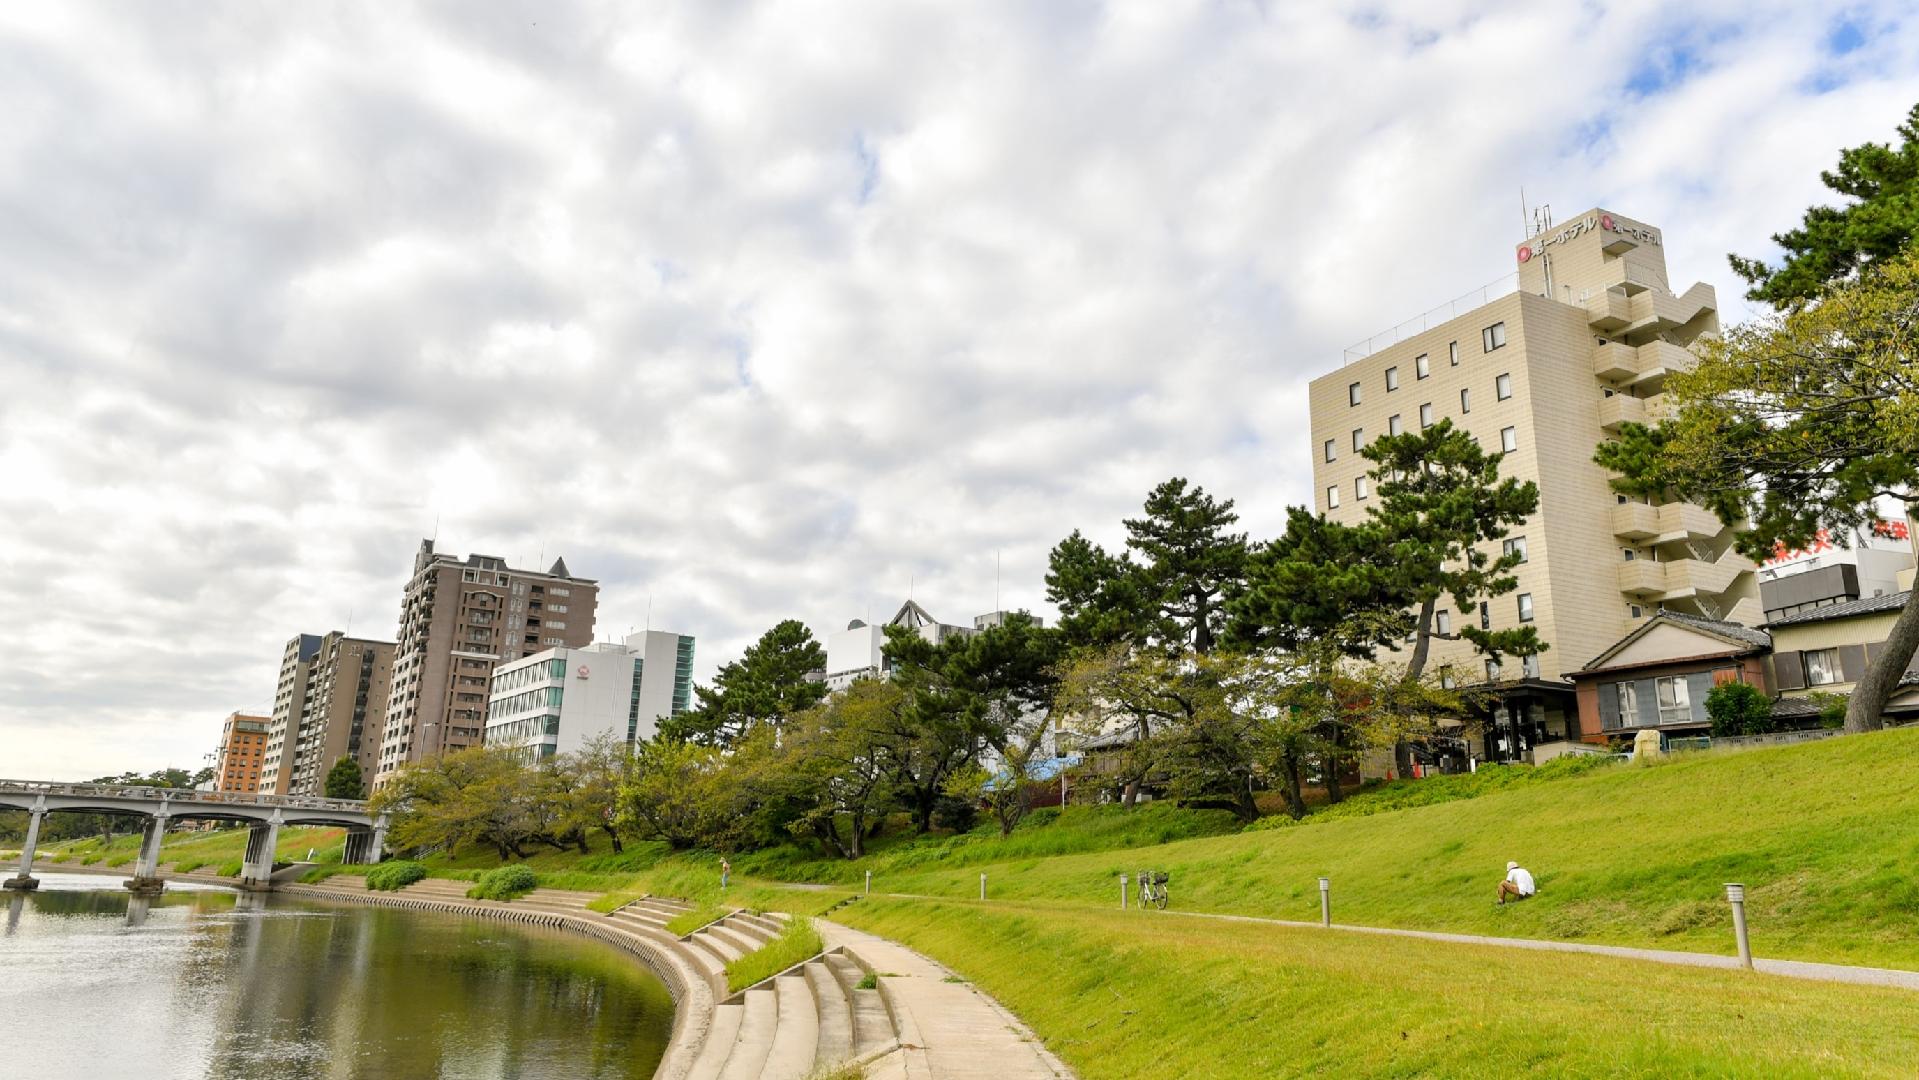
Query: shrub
724,917,823,993
466,864,538,901
365,860,428,892
1707,681,1775,737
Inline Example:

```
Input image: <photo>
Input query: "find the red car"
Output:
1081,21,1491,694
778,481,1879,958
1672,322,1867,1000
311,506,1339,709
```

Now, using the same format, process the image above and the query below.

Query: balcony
1592,339,1697,387
1586,289,1631,331
1611,502,1660,541
1618,560,1665,596
1655,502,1723,543
1660,553,1756,600
1592,341,1641,382
1599,393,1667,433
1625,282,1716,335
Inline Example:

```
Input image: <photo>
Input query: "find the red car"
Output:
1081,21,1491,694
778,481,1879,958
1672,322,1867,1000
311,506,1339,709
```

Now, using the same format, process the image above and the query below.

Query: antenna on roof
1520,187,1529,240
996,550,1002,612
646,594,653,633
345,605,353,637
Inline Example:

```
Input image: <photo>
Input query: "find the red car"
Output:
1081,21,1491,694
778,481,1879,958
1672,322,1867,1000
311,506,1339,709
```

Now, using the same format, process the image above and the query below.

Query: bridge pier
4,805,44,890
125,813,169,894
241,816,282,891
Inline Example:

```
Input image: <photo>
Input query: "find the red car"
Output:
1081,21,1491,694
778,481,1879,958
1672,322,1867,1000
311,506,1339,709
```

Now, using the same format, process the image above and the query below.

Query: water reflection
1,872,673,1079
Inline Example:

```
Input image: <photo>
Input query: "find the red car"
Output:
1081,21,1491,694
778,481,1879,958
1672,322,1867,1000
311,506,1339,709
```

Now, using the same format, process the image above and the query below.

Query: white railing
1342,273,1520,365
0,779,371,814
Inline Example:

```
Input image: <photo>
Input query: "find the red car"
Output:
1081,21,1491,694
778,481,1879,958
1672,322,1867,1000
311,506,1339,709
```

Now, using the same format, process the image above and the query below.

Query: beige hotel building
1307,208,1757,762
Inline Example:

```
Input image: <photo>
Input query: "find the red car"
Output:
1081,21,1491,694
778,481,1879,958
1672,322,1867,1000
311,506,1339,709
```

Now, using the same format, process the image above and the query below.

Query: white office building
823,601,1040,690
485,631,695,760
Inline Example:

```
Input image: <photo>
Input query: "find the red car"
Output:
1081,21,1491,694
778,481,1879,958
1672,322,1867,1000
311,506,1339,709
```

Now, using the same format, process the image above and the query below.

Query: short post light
1120,873,1129,910
1318,877,1331,928
865,870,871,896
980,872,987,901
1726,883,1752,969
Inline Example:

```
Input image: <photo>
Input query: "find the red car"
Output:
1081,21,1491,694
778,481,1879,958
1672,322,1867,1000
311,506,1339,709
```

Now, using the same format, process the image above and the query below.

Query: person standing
720,857,731,892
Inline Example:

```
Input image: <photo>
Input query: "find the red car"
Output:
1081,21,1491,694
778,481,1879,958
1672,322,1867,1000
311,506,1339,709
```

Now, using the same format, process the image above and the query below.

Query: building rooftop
1765,590,1913,628
1577,609,1770,673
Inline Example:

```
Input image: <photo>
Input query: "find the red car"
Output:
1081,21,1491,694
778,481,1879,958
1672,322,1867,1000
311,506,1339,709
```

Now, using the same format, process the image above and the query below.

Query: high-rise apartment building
484,631,695,761
1308,208,1757,760
214,712,270,794
260,631,395,796
373,541,599,787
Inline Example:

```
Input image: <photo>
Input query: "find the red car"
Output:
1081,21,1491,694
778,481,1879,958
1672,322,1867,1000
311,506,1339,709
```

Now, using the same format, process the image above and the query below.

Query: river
0,871,674,1080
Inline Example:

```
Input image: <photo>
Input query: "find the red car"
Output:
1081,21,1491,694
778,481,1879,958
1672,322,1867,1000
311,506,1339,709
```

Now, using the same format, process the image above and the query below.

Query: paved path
819,920,1073,1080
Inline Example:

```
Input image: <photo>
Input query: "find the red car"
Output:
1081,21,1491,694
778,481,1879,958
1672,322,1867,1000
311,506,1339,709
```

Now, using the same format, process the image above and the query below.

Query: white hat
1507,861,1519,870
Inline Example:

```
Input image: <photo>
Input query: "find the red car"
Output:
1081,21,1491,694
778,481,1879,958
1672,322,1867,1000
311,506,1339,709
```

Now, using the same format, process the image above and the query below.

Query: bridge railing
0,779,372,815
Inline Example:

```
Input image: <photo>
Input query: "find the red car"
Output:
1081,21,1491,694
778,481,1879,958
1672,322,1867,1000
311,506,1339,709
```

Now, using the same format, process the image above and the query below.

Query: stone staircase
277,876,1066,1080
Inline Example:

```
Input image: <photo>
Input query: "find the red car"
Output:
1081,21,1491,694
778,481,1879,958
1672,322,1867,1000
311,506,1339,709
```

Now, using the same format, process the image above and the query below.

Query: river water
0,872,674,1080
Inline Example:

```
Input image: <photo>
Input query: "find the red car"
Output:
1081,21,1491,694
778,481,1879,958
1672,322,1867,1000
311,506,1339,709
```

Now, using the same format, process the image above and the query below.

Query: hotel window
1655,675,1691,724
1480,601,1491,629
1516,593,1535,622
1416,354,1430,379
1500,426,1518,454
1460,388,1472,413
1485,658,1502,681
1440,667,1457,690
1804,648,1841,686
1386,366,1400,391
1622,548,1636,561
1629,604,1643,618
1352,428,1365,452
1419,403,1434,428
1449,341,1459,366
1496,372,1513,400
1326,484,1340,509
1349,382,1363,406
1482,321,1507,352
1436,610,1452,635
1355,476,1369,500
1388,414,1403,436
1324,439,1337,463
1522,654,1541,679
1503,536,1528,563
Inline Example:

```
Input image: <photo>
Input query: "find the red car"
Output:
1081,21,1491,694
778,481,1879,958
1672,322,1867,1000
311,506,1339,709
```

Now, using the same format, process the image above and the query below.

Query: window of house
1460,388,1472,413
1351,428,1364,452
1629,604,1643,618
1324,439,1337,463
1482,322,1507,352
1522,654,1541,679
1501,426,1518,454
1436,610,1451,635
1504,536,1528,562
1326,485,1340,510
1440,667,1456,690
1623,548,1636,561
1517,593,1534,622
1386,366,1400,391
1388,414,1403,436
1416,354,1430,379
1496,372,1513,400
1486,658,1502,681
1655,675,1691,723
1804,648,1841,686
1356,476,1370,500
1617,681,1638,721
1349,382,1362,406
1449,341,1459,366
1419,403,1434,428
1479,601,1491,630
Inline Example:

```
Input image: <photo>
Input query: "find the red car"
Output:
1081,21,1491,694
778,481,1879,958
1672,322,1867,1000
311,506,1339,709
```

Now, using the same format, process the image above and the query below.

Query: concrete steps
827,952,895,1059
717,986,778,1080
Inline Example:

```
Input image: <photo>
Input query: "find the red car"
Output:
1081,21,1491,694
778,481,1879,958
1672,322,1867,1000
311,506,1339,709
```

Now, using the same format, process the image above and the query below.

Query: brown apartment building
372,540,598,789
214,712,270,794
1308,208,1758,764
260,632,395,796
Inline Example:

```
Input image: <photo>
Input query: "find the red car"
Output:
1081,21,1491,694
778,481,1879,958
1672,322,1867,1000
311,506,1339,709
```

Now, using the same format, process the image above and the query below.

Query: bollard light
865,870,871,896
1318,877,1331,928
980,872,987,901
1120,873,1128,910
1725,883,1752,969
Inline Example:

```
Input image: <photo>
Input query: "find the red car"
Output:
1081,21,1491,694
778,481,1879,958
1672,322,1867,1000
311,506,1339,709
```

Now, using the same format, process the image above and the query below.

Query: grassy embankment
39,824,345,875
834,896,1919,1080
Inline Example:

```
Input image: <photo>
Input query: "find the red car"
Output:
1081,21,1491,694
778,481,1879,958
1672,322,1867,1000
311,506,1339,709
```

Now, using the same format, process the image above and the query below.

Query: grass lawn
806,727,1919,969
41,824,345,873
837,897,1919,1079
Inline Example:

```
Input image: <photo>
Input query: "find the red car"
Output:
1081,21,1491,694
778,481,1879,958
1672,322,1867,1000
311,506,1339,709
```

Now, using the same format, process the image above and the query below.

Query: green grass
839,897,1919,1079
587,889,646,914
801,727,1919,969
38,824,345,872
216,859,242,877
724,917,824,993
466,864,538,901
666,903,729,936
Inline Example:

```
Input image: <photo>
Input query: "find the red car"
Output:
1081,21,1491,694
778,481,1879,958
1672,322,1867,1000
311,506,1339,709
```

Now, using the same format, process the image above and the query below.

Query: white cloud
1,0,1914,776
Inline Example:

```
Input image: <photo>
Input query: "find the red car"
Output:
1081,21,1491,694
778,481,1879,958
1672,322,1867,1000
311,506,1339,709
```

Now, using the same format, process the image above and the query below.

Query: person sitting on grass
1497,861,1536,905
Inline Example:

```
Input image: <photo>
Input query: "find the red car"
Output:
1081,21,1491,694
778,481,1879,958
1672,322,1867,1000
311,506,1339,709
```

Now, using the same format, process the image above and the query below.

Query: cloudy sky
2,2,1915,778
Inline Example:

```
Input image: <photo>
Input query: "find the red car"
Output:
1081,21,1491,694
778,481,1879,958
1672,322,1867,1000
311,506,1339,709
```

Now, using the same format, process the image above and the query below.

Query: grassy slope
836,897,1919,1080
813,728,1919,968
41,825,344,872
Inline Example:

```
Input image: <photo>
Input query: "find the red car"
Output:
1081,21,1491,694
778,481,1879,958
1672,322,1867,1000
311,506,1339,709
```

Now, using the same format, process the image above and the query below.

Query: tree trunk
1393,596,1439,780
1231,775,1258,823
1847,586,1919,733
1280,753,1307,820
1120,778,1140,808
847,813,866,859
600,825,623,854
1323,726,1345,804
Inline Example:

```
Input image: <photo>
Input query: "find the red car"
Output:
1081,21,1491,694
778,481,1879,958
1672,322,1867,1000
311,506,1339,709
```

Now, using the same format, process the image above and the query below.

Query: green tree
613,738,741,850
1045,478,1249,655
1597,248,1919,733
323,757,365,800
771,680,904,859
371,746,550,860
1731,103,1919,307
1706,681,1775,738
1228,507,1408,658
666,619,828,746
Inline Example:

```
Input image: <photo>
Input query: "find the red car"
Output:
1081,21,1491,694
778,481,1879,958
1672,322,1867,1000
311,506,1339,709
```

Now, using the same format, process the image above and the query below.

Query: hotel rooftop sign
1517,212,1661,264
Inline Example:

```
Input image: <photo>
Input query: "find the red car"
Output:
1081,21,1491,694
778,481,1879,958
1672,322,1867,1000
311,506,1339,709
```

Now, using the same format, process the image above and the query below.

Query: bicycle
1137,870,1169,910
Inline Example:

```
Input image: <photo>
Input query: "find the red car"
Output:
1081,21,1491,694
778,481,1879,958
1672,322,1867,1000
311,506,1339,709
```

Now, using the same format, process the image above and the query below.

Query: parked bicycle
1137,870,1169,910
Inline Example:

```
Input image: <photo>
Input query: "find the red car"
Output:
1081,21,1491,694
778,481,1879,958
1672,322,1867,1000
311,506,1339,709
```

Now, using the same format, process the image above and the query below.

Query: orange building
214,712,270,794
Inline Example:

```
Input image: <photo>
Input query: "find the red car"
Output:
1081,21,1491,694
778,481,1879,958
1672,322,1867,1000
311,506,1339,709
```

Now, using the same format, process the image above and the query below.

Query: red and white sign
576,665,591,679
1516,244,1534,263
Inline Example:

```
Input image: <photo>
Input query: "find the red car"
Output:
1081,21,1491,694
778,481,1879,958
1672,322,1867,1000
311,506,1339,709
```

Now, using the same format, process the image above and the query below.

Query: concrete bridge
0,780,386,892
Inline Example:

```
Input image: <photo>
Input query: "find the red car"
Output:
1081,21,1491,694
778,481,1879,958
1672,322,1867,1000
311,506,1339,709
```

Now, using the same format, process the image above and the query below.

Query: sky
3,1,1916,779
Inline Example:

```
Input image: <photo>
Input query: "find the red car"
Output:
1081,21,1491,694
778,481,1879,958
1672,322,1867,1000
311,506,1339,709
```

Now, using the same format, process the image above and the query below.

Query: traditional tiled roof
1578,610,1769,673
1766,590,1913,628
